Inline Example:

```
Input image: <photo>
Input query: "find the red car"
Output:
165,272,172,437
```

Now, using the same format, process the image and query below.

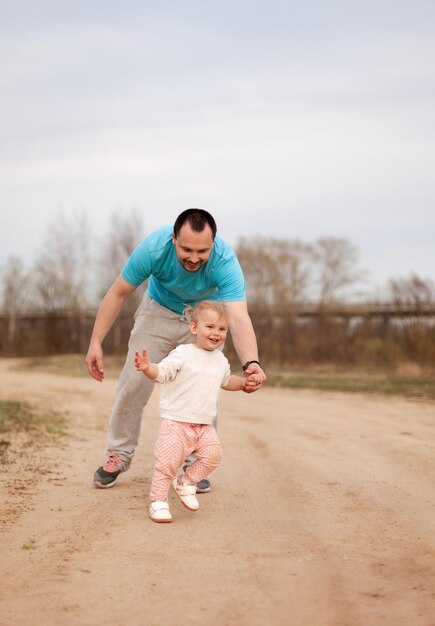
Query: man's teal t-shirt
121,226,246,315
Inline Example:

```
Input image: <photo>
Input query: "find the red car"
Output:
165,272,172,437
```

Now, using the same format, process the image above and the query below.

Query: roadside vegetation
266,367,435,401
8,355,435,402
0,398,66,465
10,354,125,378
0,211,433,402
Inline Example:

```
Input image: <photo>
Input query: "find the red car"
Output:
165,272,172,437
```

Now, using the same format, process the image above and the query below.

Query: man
86,208,266,491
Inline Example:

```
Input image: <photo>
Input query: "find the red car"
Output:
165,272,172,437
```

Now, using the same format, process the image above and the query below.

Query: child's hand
135,349,150,373
242,373,263,392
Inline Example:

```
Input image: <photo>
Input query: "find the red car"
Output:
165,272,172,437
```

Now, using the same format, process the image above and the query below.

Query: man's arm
225,300,266,392
85,274,137,381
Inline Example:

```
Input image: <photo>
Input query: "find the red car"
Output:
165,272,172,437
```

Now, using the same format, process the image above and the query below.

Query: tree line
1,210,434,368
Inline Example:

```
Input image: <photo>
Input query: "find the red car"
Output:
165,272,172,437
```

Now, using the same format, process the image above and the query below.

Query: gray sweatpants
107,295,195,462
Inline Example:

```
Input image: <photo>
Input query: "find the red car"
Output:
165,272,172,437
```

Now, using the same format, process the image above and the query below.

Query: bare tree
30,211,91,312
312,237,365,306
1,255,29,312
25,212,92,353
236,236,313,311
236,236,313,364
1,256,29,350
97,209,146,312
389,274,434,311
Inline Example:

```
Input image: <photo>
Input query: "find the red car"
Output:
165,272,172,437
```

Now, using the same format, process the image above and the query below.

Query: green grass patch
10,354,125,378
266,369,435,401
7,355,435,401
0,400,40,434
0,399,66,465
0,399,66,436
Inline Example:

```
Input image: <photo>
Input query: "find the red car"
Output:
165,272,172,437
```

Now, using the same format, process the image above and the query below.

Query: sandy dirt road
0,358,434,626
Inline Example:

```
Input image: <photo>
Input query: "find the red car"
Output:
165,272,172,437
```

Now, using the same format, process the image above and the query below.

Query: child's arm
134,349,159,380
222,373,263,392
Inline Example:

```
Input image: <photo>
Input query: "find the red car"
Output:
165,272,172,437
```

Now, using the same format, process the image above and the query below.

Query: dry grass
266,367,435,401
0,399,66,466
0,399,67,529
10,354,125,378
9,354,435,401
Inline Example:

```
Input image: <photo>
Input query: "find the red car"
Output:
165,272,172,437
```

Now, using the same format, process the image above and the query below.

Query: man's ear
172,231,176,244
189,321,197,335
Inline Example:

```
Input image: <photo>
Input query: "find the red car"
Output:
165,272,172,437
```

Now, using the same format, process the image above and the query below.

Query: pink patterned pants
149,418,223,502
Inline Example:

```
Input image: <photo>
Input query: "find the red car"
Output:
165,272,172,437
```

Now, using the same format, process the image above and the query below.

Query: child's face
190,309,228,351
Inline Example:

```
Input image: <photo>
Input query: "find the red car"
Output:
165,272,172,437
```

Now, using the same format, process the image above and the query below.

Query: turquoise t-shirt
121,226,246,315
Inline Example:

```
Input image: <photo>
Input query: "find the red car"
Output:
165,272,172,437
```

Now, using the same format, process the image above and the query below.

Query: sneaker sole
93,479,117,489
150,516,173,523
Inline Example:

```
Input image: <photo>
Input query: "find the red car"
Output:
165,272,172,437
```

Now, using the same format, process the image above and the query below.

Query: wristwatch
242,360,261,372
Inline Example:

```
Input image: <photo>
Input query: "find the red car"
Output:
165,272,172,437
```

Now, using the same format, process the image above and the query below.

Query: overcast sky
1,1,434,295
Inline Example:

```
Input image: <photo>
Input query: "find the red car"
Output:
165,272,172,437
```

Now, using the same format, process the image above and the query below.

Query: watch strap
242,360,261,372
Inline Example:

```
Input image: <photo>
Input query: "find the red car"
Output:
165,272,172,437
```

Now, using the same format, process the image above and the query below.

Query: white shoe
171,478,199,511
149,501,172,523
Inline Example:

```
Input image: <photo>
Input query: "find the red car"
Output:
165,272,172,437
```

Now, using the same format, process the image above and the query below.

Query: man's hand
86,342,105,382
85,274,138,382
242,365,266,393
241,372,263,392
135,349,150,374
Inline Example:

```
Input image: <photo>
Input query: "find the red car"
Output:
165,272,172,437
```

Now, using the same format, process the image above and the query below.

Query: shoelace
104,454,124,472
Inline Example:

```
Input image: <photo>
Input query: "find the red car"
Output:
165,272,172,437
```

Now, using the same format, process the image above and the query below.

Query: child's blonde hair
190,300,228,323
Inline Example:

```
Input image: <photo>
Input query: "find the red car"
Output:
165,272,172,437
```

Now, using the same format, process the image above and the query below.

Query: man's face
172,223,214,272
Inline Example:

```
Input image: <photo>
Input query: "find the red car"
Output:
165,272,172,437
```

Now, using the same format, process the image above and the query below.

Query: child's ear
189,321,197,335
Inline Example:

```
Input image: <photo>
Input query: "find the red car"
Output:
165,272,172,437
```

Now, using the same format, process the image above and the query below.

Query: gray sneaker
182,461,212,493
93,453,130,488
196,479,211,493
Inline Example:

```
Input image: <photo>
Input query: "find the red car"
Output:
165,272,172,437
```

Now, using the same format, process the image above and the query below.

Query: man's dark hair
173,208,217,240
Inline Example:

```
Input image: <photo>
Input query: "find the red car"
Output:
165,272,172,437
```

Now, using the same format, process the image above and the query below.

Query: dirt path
0,359,434,626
